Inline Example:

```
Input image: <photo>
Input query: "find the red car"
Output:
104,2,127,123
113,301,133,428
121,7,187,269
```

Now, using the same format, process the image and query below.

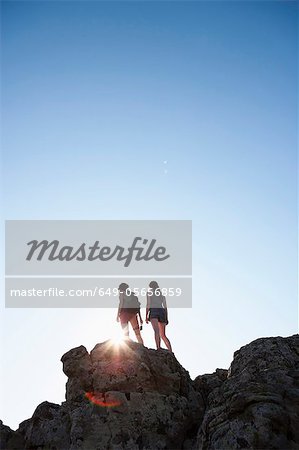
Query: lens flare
85,392,121,408
111,335,125,346
109,327,128,348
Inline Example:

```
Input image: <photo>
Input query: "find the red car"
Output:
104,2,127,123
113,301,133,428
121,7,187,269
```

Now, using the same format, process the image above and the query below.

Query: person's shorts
149,308,167,323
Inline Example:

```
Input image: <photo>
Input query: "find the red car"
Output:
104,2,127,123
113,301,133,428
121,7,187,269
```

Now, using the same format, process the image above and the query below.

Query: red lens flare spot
85,392,121,408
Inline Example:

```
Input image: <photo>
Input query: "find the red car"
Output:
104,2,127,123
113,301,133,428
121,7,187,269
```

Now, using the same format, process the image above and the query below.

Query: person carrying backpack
116,283,144,344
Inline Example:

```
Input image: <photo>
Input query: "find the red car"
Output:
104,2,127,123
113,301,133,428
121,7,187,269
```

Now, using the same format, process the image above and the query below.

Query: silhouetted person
146,281,172,352
116,283,144,344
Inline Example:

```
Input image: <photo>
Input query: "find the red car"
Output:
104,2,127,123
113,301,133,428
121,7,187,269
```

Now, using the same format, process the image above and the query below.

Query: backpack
123,293,141,313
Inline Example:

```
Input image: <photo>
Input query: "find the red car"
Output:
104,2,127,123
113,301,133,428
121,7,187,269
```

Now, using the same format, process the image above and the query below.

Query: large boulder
9,340,204,449
196,335,299,449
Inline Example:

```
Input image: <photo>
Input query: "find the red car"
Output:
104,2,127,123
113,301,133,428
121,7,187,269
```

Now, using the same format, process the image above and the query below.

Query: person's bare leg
121,321,130,339
129,316,144,345
158,322,172,352
150,318,161,349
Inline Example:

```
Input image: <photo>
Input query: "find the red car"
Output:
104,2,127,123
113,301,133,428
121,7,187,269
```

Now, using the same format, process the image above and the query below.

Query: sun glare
112,335,125,346
110,328,126,347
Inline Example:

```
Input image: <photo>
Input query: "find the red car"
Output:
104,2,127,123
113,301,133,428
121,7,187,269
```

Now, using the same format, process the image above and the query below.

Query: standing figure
116,283,144,344
146,281,172,352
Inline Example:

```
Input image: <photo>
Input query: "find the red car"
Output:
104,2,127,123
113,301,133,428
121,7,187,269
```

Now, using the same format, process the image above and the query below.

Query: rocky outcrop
0,420,24,450
1,335,298,450
1,341,204,450
60,341,204,450
195,335,299,450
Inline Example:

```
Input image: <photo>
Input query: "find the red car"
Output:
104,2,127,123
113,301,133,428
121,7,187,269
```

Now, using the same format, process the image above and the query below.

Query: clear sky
1,0,298,430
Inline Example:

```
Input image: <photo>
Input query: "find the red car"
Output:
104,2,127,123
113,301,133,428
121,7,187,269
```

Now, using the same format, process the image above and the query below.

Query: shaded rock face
195,335,299,450
2,341,204,450
0,420,24,450
60,341,204,450
1,335,298,450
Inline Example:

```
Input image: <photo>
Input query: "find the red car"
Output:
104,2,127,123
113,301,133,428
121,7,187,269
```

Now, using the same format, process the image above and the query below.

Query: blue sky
1,0,298,430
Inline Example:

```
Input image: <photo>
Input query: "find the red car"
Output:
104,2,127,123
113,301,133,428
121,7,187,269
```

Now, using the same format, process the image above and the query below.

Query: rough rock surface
1,335,298,450
195,335,299,450
1,341,204,450
0,421,24,450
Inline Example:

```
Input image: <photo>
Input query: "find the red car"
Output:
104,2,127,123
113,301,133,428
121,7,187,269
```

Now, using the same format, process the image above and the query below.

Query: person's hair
149,280,161,296
118,282,129,293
